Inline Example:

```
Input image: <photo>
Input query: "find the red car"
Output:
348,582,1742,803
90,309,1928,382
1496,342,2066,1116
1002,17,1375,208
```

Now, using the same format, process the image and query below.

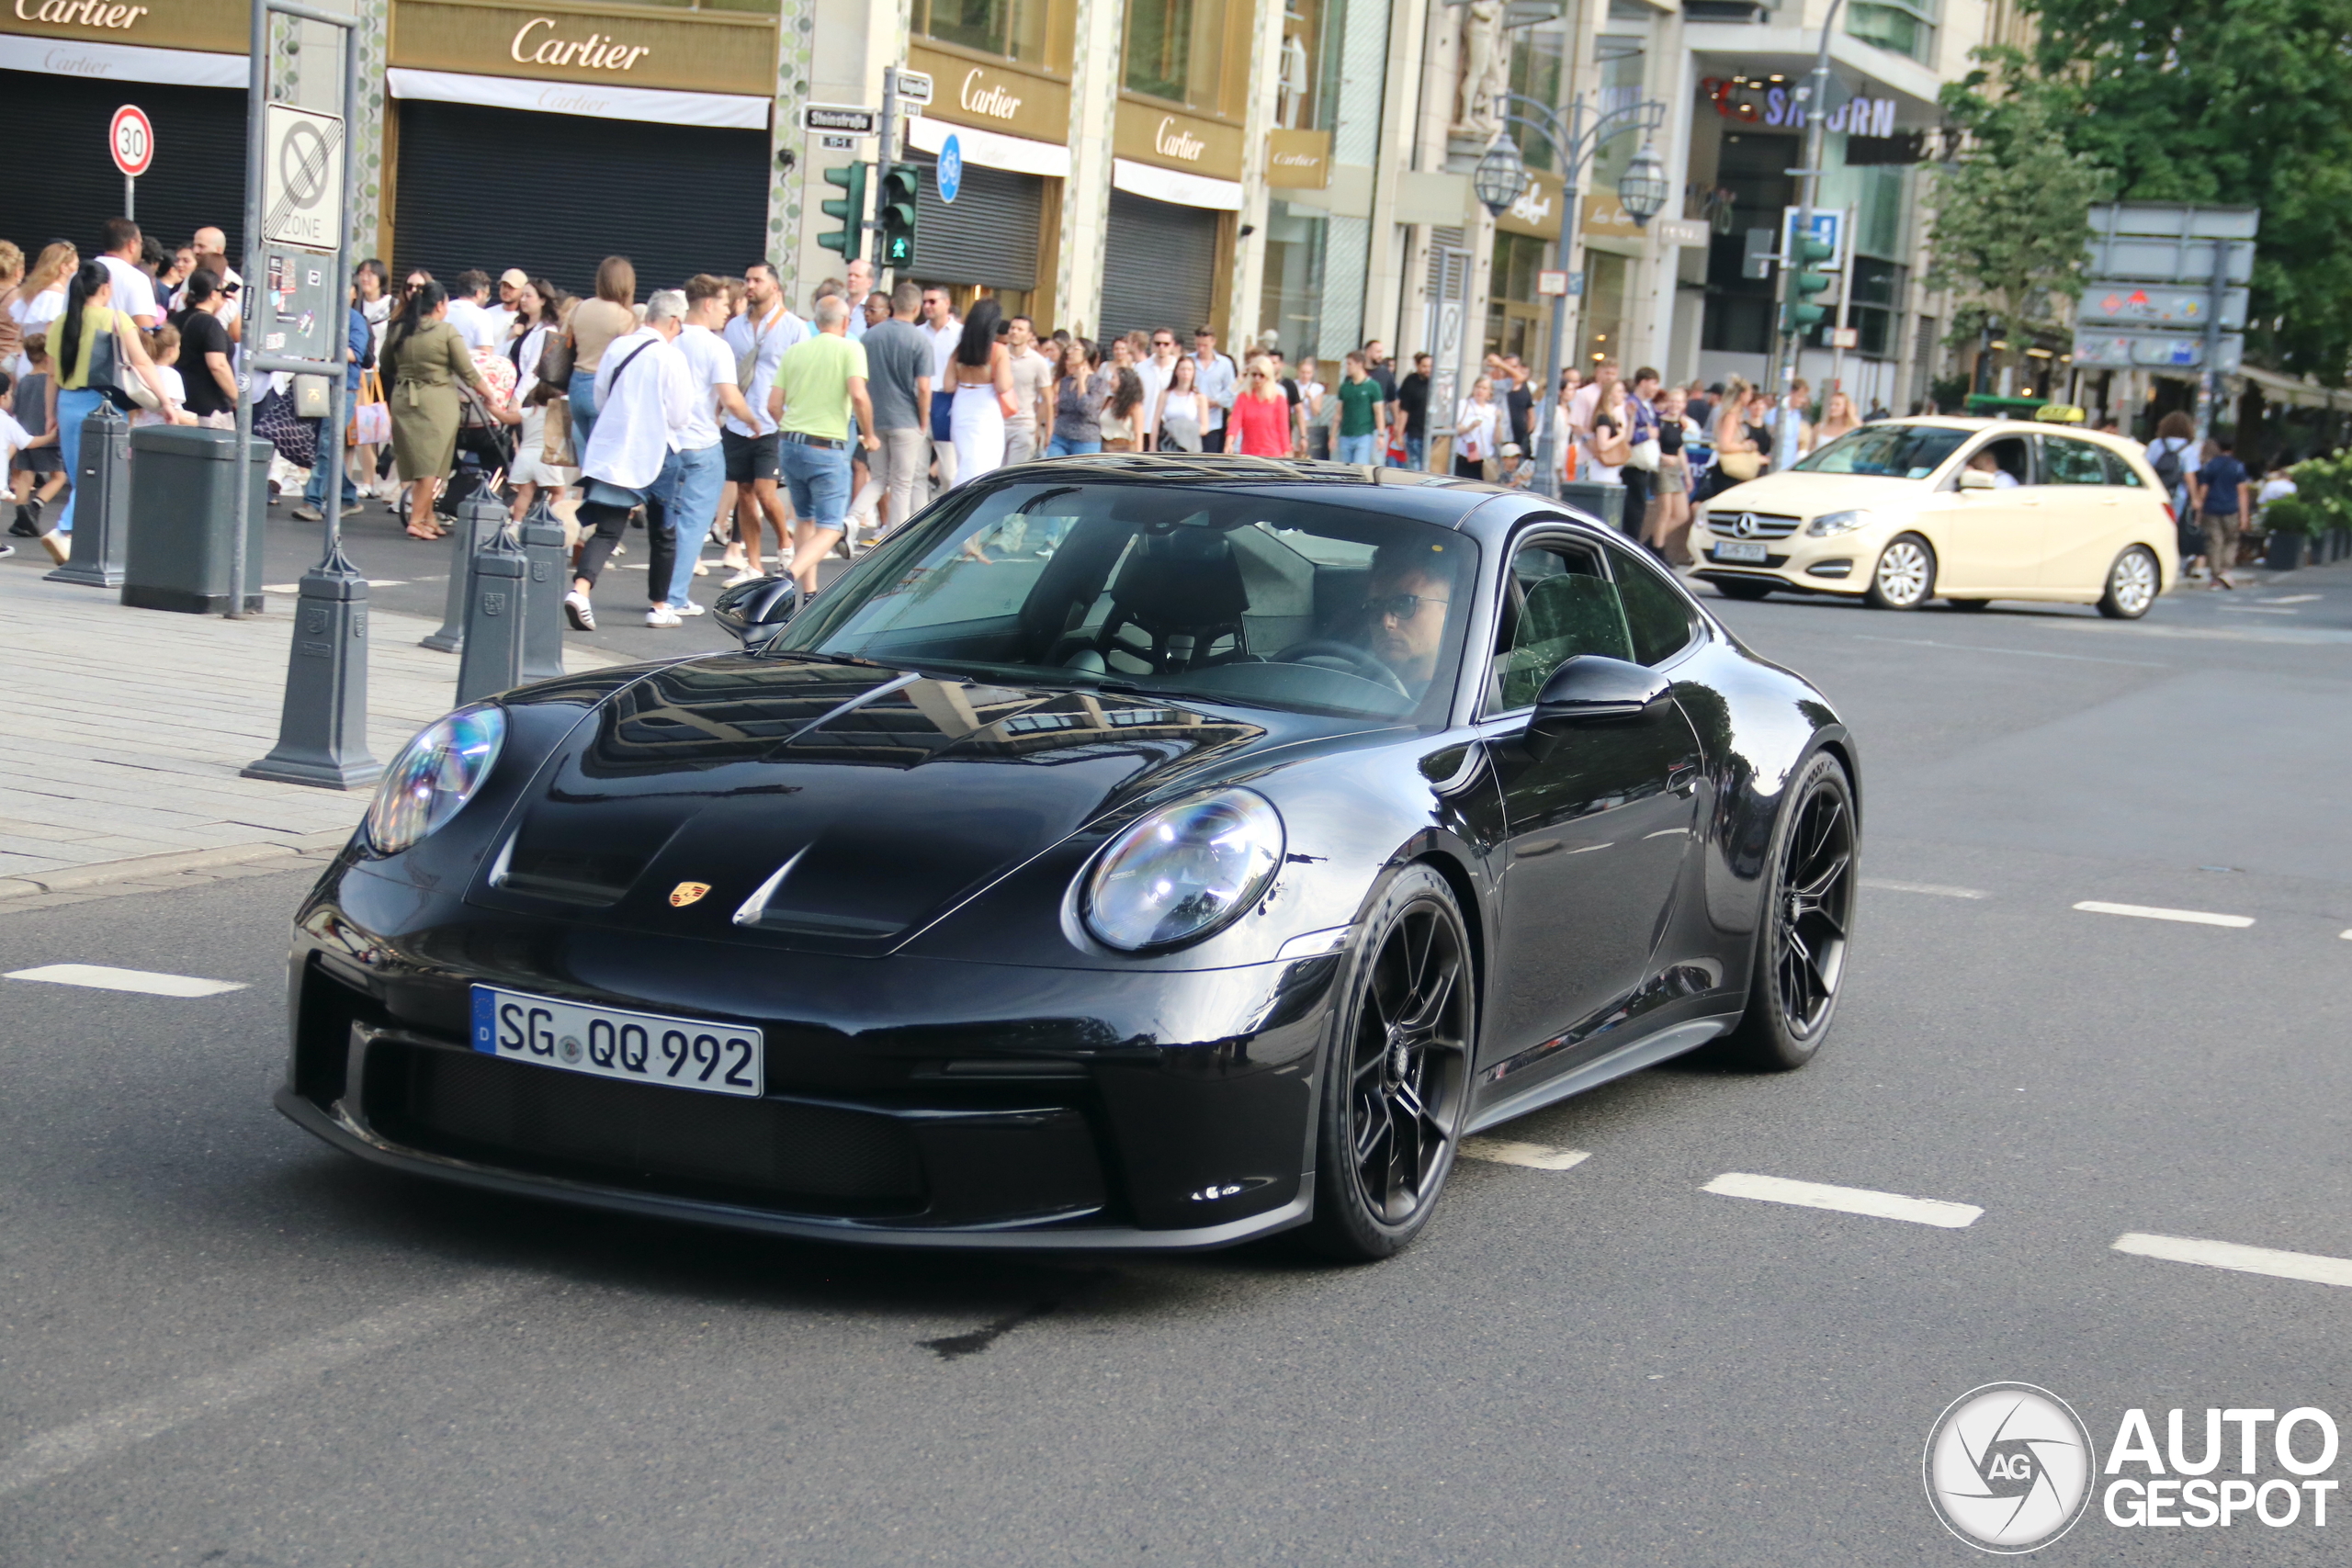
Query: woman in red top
1230,356,1292,457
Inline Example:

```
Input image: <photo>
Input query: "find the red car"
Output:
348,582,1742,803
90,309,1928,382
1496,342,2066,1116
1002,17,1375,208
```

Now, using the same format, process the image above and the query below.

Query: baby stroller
393,381,516,526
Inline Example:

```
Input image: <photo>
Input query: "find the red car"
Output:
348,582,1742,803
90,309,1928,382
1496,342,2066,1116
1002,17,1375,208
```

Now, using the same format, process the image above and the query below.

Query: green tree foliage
2019,0,2352,380
1925,59,2114,347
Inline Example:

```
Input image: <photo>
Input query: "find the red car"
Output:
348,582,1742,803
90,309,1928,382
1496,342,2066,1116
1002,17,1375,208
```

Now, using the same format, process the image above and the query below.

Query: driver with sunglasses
1355,539,1459,698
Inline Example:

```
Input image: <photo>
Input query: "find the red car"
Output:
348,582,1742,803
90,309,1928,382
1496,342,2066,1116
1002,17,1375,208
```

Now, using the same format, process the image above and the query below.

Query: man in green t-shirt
766,294,879,594
1335,352,1384,466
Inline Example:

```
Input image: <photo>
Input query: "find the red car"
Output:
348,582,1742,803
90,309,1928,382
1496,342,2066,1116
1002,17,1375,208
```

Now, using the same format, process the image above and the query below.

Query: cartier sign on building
2,0,245,51
389,0,775,97
1114,98,1243,180
908,43,1071,145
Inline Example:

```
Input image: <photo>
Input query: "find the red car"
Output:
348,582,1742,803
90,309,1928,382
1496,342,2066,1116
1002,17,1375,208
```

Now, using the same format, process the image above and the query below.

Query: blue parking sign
1781,206,1847,270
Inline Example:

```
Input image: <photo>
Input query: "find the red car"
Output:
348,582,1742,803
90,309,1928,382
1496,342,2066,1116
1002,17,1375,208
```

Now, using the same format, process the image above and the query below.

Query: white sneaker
674,600,706,617
646,604,683,628
564,590,595,631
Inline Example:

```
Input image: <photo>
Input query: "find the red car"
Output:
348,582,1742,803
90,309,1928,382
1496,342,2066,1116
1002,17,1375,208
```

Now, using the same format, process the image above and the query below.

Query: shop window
1590,36,1645,192
605,0,779,12
917,0,1048,63
1125,0,1228,110
1261,199,1329,358
1505,27,1566,172
1484,231,1545,363
1577,251,1627,371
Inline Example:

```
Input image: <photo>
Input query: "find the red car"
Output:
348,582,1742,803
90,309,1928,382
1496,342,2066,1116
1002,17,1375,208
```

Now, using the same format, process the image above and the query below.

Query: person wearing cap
1496,441,1533,489
486,267,529,344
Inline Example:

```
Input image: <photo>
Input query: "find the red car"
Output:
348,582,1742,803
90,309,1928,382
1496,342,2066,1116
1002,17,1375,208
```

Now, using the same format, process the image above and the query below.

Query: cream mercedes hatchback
1692,417,2178,617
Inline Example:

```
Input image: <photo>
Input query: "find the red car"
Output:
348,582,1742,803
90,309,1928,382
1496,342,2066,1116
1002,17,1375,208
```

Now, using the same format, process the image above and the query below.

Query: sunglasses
1363,593,1447,621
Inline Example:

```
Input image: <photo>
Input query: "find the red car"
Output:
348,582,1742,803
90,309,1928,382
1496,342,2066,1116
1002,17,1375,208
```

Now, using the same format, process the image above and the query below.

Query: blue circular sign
937,134,963,205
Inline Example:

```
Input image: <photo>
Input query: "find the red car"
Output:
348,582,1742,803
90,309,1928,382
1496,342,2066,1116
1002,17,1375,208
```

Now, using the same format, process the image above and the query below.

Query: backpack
2150,439,2185,492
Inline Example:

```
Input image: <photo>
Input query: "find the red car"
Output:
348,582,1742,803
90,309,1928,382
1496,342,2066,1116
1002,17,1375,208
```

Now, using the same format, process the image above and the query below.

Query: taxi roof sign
2032,403,2087,424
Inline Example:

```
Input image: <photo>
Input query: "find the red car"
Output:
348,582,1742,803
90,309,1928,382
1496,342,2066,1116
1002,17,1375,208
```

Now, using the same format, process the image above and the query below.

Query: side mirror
1958,468,1998,491
1527,655,1670,756
711,574,802,652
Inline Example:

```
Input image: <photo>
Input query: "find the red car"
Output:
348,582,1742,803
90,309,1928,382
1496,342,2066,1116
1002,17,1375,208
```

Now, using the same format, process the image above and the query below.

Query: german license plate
1714,539,1770,563
469,985,763,1098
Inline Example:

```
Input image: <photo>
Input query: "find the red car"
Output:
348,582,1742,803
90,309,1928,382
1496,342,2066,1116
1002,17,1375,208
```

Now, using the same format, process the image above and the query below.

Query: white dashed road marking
2260,593,2322,604
2112,1233,2352,1290
1862,879,1989,899
6,964,247,998
1702,1172,1983,1229
0,1278,527,1499
1460,1138,1591,1171
2073,901,2255,929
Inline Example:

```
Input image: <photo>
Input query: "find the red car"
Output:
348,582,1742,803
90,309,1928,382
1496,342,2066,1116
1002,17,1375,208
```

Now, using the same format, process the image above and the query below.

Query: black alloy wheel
1719,752,1857,1070
1303,865,1473,1259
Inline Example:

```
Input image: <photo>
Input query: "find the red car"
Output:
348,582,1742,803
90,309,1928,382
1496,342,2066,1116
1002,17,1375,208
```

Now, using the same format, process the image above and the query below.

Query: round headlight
363,705,506,856
1805,508,1874,537
1082,788,1284,952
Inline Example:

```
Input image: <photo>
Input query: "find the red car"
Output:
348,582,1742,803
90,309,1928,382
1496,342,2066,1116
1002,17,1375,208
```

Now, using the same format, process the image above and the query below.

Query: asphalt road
5,557,2349,1565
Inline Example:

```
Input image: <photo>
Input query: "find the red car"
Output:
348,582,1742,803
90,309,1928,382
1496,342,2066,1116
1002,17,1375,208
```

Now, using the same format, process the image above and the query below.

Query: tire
1865,534,1935,610
2097,545,2161,619
1300,864,1476,1260
1714,580,1775,602
1945,596,1992,611
1717,752,1857,1071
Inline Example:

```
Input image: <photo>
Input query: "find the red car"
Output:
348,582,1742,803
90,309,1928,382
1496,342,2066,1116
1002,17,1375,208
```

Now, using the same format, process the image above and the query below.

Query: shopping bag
346,369,390,446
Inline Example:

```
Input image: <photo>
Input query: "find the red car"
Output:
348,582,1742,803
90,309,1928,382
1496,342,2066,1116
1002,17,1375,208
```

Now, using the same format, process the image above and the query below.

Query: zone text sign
261,102,345,253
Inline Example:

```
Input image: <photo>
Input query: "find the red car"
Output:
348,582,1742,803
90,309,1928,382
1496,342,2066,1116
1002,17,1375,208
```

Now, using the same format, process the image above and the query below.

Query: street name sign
801,104,880,136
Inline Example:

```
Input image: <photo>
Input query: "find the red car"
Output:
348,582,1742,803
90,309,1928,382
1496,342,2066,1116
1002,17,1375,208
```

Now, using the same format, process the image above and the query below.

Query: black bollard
420,490,510,653
46,400,132,588
455,523,530,705
242,556,381,788
517,496,568,684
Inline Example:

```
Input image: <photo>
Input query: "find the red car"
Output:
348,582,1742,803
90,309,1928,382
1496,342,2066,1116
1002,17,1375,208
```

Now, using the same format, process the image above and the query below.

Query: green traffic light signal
877,162,921,270
1781,230,1835,335
818,162,867,264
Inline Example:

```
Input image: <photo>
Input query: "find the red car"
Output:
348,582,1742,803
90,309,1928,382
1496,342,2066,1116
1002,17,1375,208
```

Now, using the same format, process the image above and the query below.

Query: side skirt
1464,1017,1735,1135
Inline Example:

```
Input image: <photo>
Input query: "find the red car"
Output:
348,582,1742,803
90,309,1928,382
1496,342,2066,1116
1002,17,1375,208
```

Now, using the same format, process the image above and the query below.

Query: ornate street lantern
1616,141,1670,226
1474,139,1531,218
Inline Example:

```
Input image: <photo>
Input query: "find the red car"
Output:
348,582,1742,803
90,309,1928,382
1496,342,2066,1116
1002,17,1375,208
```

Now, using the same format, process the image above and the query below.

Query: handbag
90,314,160,412
253,385,318,469
1627,435,1662,472
346,369,390,446
529,331,574,406
1718,449,1761,482
543,398,576,468
293,373,332,419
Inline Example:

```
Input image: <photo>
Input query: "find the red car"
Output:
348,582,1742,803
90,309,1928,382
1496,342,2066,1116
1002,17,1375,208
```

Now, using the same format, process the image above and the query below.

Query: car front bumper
281,863,1340,1251
1691,529,1874,594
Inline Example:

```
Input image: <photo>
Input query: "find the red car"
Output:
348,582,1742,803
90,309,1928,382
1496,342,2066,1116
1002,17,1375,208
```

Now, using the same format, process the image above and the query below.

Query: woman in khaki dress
384,279,490,539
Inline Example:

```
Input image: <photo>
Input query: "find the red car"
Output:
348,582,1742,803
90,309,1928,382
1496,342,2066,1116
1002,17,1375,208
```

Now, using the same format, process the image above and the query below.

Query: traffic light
877,162,921,270
818,162,867,264
1781,229,1835,336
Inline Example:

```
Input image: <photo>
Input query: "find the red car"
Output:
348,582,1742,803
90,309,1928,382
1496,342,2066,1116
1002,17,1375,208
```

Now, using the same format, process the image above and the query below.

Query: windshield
1792,424,1970,479
767,479,1478,722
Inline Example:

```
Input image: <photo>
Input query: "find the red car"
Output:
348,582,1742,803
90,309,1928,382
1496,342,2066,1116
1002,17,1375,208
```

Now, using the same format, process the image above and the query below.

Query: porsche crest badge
668,882,712,908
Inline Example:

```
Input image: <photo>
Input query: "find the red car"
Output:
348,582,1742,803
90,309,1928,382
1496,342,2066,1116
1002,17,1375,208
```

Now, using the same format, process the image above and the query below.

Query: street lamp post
1488,89,1668,498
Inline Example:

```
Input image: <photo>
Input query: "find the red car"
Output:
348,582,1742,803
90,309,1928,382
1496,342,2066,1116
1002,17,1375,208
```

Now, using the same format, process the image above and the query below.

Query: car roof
969,453,1514,525
1863,415,2144,455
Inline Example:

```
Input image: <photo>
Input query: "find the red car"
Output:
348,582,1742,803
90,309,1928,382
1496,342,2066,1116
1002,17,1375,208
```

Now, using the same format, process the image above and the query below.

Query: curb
0,829,356,900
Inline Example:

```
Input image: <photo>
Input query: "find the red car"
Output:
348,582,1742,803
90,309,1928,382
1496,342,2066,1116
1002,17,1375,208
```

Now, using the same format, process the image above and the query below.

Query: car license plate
469,986,763,1098
1714,539,1770,563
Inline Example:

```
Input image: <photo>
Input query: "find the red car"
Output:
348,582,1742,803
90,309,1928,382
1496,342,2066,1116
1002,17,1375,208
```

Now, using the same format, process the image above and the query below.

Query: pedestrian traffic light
1781,230,1835,336
877,162,921,270
818,162,867,264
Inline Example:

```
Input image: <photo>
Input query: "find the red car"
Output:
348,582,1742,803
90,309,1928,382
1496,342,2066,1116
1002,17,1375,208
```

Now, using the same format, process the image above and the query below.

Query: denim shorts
779,437,853,530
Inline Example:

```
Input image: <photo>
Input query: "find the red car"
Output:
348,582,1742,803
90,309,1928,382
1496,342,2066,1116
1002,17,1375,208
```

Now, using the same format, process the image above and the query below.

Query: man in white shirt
96,218,159,329
483,268,528,344
844,259,875,341
1191,326,1238,452
444,271,502,352
570,290,693,632
920,287,963,490
1136,328,1182,449
654,275,763,624
720,262,808,581
1003,315,1054,466
188,226,243,291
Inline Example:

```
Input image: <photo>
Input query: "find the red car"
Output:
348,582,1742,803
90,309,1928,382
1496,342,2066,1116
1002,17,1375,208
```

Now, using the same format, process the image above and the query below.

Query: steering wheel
1274,639,1410,697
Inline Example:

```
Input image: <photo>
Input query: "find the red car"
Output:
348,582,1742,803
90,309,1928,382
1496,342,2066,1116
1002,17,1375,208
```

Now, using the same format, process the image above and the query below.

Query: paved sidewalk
0,556,625,897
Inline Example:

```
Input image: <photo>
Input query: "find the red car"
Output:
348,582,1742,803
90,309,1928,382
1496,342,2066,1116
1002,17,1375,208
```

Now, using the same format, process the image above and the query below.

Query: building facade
1,0,2002,420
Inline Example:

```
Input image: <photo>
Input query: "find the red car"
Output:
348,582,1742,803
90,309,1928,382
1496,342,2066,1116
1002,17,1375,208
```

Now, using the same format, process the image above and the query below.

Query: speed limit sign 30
108,106,155,179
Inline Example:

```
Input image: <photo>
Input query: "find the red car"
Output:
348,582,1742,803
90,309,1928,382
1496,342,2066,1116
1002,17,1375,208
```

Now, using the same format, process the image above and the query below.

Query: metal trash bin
1559,480,1627,535
120,425,271,615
